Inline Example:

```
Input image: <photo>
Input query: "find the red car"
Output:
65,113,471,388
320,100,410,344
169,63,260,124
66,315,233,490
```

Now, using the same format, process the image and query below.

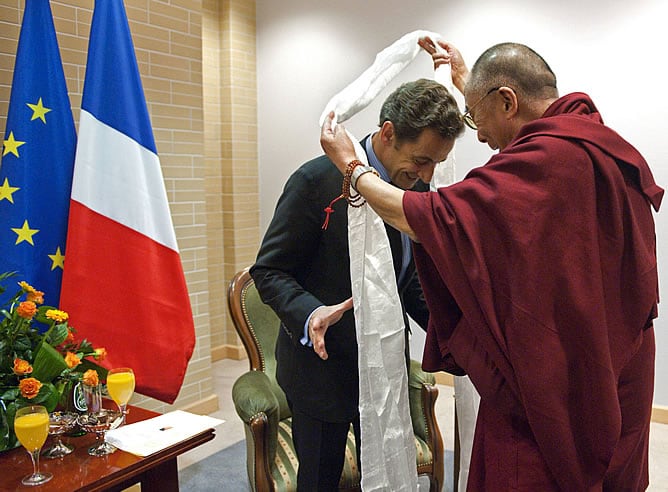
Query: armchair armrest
408,360,444,490
408,360,444,491
232,370,282,490
232,370,280,423
408,359,436,441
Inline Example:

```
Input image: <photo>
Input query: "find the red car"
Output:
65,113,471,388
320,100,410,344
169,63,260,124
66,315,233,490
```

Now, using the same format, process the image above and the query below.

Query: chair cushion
415,434,434,470
271,419,299,491
270,418,432,491
338,427,361,490
271,418,361,491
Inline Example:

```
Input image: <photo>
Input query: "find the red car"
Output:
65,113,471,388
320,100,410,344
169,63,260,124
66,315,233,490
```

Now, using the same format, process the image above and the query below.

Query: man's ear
379,120,395,144
499,86,518,119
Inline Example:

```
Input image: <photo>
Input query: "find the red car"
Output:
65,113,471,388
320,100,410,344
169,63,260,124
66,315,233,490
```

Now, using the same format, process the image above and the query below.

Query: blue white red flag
0,0,76,308
60,0,195,404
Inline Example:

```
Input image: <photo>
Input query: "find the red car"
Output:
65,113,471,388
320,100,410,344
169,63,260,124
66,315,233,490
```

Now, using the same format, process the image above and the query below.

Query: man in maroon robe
319,41,662,491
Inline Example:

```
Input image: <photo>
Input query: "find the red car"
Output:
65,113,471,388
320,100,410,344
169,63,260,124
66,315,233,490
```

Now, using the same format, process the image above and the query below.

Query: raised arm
319,112,417,241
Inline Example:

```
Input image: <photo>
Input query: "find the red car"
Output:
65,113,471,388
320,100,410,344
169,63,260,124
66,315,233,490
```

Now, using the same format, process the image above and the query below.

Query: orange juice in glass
106,368,135,423
14,405,52,485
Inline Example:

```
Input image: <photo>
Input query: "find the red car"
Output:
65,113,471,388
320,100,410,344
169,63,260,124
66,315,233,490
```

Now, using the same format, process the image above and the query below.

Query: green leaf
0,272,17,301
0,424,8,450
78,358,108,381
14,334,33,352
34,305,59,325
47,324,69,346
26,382,59,411
31,342,68,382
77,339,95,355
0,399,20,451
0,271,17,282
1,387,19,400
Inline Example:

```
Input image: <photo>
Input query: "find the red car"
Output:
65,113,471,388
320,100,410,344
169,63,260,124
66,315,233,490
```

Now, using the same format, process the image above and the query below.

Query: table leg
140,458,179,492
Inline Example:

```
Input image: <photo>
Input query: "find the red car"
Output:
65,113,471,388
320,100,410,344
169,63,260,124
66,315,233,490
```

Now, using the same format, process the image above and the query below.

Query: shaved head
468,43,558,100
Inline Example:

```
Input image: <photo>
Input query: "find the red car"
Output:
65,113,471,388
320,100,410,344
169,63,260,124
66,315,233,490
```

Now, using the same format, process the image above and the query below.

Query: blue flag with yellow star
0,0,76,308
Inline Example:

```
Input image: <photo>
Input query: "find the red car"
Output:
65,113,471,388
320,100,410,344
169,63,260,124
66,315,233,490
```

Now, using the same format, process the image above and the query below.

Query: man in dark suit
250,79,463,491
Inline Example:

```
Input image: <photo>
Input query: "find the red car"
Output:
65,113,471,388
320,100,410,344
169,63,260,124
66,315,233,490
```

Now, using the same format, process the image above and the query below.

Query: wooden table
0,404,216,491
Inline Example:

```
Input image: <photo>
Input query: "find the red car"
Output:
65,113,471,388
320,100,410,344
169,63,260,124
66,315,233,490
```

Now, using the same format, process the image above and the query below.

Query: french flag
60,0,195,404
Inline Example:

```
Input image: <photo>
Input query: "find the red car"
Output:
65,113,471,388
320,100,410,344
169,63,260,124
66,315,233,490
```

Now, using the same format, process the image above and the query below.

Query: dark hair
468,43,558,99
379,78,464,142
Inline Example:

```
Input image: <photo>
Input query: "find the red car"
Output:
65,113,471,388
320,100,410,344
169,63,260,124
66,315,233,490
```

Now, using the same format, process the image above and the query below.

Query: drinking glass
77,410,123,456
106,368,135,424
42,411,78,459
83,383,103,414
14,405,53,486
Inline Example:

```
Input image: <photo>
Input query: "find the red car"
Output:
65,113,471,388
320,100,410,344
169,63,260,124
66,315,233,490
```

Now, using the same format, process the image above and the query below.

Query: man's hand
417,37,469,94
320,112,358,174
309,297,354,360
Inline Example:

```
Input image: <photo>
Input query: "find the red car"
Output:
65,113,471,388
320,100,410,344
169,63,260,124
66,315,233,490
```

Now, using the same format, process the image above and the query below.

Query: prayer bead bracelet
342,159,379,207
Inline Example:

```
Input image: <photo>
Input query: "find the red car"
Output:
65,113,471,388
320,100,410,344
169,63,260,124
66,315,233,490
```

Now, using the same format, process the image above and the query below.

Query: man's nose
418,164,435,184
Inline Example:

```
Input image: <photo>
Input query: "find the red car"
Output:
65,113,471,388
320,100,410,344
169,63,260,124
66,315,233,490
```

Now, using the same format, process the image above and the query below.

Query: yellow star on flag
0,178,19,203
27,97,52,124
11,219,39,245
2,131,26,157
48,246,65,270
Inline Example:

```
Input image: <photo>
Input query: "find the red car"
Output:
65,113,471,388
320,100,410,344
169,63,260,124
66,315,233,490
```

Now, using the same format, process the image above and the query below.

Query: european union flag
0,0,76,308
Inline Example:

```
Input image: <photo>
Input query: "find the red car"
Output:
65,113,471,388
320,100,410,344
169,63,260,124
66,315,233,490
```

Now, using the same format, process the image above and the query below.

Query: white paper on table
105,410,224,457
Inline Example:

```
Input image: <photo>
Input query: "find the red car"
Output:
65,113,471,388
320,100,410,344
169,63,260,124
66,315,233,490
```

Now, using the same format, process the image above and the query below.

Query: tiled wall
0,0,257,412
202,0,259,362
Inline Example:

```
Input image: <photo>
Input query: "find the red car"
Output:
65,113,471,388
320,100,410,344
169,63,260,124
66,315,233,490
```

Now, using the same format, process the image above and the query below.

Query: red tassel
322,194,344,230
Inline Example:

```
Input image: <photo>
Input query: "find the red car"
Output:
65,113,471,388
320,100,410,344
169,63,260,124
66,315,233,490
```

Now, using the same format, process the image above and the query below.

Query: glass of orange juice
14,405,53,486
106,367,135,424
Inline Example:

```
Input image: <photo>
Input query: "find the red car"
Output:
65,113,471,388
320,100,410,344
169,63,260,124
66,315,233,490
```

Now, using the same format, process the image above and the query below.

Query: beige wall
0,0,256,413
203,0,259,363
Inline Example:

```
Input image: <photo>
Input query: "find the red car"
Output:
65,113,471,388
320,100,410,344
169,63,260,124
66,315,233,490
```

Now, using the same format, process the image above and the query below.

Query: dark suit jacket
250,139,429,422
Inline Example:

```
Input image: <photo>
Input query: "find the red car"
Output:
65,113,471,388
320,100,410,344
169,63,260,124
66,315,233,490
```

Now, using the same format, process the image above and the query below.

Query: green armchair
228,267,444,491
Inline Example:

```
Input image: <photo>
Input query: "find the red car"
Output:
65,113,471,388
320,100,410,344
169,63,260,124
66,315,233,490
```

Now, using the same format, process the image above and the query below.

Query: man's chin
399,177,419,190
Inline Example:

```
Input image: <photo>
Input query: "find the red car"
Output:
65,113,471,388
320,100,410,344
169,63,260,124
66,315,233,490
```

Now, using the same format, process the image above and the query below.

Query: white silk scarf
320,30,449,491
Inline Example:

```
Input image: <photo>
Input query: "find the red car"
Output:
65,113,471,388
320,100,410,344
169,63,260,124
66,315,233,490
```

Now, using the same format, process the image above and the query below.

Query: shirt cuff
301,307,323,347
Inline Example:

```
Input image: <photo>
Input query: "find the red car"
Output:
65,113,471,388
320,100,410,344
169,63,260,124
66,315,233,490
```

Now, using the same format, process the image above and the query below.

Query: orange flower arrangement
64,351,81,369
18,377,42,399
12,358,32,376
82,369,100,387
16,301,37,319
20,281,44,304
0,272,108,450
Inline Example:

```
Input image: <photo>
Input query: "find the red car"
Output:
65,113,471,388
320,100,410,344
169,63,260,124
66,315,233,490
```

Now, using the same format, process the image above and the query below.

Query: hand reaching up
418,36,469,95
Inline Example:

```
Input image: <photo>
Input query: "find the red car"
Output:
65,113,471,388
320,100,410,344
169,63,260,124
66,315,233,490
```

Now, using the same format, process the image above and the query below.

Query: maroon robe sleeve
402,100,661,490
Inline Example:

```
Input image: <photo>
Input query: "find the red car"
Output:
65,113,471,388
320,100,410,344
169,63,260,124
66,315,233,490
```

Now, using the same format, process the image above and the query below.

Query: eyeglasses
462,87,500,130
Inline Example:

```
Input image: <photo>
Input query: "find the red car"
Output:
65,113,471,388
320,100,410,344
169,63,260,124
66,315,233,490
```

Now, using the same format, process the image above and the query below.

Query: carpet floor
179,440,454,492
180,440,249,491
